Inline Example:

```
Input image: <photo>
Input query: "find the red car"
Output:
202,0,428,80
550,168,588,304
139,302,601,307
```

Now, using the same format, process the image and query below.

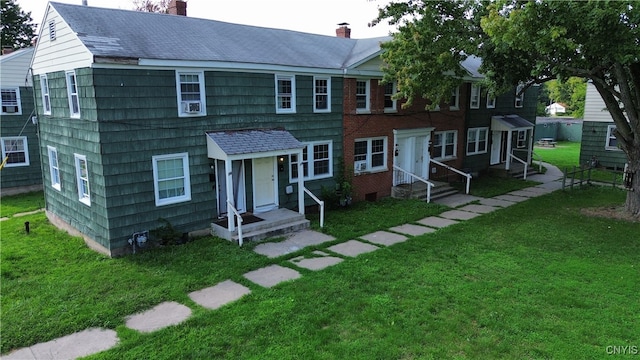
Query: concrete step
392,181,459,202
231,219,310,243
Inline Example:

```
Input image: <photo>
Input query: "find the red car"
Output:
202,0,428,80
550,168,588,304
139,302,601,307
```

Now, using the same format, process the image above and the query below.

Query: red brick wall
343,78,469,201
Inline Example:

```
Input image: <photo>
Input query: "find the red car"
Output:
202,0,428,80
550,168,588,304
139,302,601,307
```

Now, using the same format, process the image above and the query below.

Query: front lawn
2,186,638,359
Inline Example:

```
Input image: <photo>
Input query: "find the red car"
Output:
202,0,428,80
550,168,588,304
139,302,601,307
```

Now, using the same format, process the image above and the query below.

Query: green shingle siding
579,122,627,169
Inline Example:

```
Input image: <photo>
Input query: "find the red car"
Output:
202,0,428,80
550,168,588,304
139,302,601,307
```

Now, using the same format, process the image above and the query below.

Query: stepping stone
243,264,301,288
417,216,459,229
433,193,483,208
508,189,539,197
2,328,118,360
522,187,553,195
327,240,379,257
439,210,481,221
536,181,563,191
494,194,529,203
189,280,251,310
125,301,192,333
458,204,499,214
478,198,515,208
289,251,343,271
360,230,408,246
389,224,436,236
253,230,336,258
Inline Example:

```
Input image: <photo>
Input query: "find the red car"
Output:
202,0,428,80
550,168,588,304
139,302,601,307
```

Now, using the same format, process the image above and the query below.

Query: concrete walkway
2,164,565,359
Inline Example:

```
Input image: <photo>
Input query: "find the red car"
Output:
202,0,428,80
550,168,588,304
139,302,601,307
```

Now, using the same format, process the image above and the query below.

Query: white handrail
393,165,435,202
508,152,529,180
303,187,324,228
227,200,244,247
532,151,543,173
429,159,472,194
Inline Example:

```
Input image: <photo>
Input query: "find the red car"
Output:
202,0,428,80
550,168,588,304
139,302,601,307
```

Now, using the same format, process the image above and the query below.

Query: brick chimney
336,22,351,38
168,0,187,16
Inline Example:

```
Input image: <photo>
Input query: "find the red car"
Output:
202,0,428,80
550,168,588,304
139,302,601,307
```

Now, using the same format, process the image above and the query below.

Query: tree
375,0,640,216
133,0,170,13
0,0,36,50
544,78,587,118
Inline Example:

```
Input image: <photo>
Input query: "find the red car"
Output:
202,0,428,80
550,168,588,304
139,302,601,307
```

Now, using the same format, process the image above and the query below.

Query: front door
490,131,502,165
253,157,278,213
216,159,246,216
394,129,432,185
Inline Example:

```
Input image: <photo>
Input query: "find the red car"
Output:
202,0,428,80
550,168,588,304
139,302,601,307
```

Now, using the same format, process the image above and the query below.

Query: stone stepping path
458,204,499,214
125,301,192,333
478,198,515,207
253,230,336,258
360,230,408,246
389,223,436,236
2,328,118,360
289,251,343,271
189,280,251,310
493,194,530,203
439,209,482,221
327,240,380,257
417,216,459,228
243,264,301,288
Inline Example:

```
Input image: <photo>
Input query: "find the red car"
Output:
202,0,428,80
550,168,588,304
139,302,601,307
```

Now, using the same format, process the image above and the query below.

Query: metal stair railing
429,159,472,194
393,165,435,203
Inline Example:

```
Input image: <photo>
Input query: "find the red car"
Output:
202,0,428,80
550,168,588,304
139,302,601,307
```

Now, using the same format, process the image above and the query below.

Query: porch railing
532,151,544,173
393,165,435,203
227,200,244,247
429,159,472,194
303,186,325,228
508,151,529,180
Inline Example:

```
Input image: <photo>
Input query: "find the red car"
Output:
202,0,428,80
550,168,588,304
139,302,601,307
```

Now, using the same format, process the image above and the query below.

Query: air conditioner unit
182,101,201,114
354,161,367,172
3,105,18,113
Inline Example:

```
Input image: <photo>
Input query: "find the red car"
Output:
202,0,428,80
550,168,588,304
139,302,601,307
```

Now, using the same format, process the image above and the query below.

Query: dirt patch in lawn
581,206,639,223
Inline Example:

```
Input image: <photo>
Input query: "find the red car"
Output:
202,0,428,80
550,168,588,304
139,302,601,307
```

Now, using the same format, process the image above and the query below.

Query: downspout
506,131,513,171
225,158,235,231
297,149,304,215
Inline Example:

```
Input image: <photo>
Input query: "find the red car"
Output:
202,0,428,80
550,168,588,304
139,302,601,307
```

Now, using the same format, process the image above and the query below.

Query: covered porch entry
490,115,535,171
206,129,308,241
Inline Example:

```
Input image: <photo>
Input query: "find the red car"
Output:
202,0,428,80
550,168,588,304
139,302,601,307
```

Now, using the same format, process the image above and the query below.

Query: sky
17,0,398,39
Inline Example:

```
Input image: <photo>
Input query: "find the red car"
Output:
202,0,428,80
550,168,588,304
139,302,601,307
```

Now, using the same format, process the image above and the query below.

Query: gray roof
460,55,483,79
492,115,535,130
50,2,390,70
206,129,304,155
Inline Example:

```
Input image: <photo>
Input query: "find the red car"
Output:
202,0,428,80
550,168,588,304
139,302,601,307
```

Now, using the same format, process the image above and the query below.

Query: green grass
0,190,45,217
2,186,638,359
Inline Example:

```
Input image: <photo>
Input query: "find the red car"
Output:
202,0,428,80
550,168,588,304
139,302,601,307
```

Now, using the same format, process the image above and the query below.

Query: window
486,95,496,109
466,127,488,155
449,87,460,110
606,125,621,150
516,130,527,148
515,84,524,108
48,146,61,190
152,153,191,206
383,82,397,112
176,71,206,117
48,20,56,41
355,80,370,113
290,141,333,181
354,137,387,173
1,87,21,115
1,136,29,167
40,75,51,115
470,84,481,109
313,76,330,112
275,74,296,113
74,154,90,205
66,71,80,118
433,131,457,160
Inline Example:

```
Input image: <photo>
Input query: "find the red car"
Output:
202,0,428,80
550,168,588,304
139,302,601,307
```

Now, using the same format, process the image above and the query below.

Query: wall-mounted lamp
394,144,399,157
278,156,285,172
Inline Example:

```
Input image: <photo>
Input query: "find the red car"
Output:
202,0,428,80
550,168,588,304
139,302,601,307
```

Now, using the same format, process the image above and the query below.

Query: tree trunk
625,146,640,217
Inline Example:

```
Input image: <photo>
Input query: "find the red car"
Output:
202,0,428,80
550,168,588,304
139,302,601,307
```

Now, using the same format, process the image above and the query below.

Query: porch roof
491,115,535,131
206,129,304,159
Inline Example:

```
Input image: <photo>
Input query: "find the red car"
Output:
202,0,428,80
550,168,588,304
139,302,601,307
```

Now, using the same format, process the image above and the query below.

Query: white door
490,131,502,165
253,157,278,213
415,135,430,179
216,159,246,216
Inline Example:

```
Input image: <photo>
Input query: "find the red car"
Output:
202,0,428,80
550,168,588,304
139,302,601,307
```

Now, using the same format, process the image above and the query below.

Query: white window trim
1,87,22,115
449,87,460,111
486,95,496,109
175,71,206,117
313,76,331,113
48,146,61,190
275,74,296,114
355,79,370,114
1,136,30,167
40,75,51,115
605,125,622,151
289,141,333,182
66,71,80,118
515,84,524,108
516,130,527,148
74,154,91,206
354,136,388,174
152,152,192,206
466,127,489,155
470,84,481,109
433,130,458,160
383,81,397,112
